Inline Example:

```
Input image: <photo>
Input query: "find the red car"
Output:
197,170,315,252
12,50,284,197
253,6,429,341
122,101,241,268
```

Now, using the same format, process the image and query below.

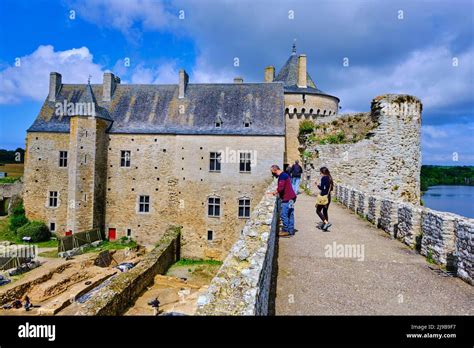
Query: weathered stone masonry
196,181,279,315
306,94,422,204
336,184,474,285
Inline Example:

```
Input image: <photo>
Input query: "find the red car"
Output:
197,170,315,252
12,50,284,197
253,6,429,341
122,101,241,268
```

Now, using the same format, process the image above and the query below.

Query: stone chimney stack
103,72,120,102
233,77,244,83
48,72,62,102
297,54,307,88
179,69,189,99
264,66,275,82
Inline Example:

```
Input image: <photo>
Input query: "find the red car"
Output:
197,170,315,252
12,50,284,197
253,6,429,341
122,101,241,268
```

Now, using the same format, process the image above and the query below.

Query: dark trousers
316,194,331,222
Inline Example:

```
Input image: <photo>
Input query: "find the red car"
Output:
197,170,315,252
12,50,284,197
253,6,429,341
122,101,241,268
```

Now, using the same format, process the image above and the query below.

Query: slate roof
274,47,340,102
28,82,285,136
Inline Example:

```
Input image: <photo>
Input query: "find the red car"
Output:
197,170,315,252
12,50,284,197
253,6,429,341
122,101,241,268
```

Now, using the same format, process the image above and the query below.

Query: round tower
265,43,340,165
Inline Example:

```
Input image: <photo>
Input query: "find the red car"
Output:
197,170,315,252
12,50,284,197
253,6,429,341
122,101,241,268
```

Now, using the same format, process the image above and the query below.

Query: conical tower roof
274,43,338,100
75,81,112,121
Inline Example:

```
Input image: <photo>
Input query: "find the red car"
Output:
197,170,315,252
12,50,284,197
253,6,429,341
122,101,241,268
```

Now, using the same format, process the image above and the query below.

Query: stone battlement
334,184,474,285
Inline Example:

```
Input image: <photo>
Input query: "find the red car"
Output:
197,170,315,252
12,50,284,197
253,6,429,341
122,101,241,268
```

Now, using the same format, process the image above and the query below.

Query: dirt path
276,194,474,315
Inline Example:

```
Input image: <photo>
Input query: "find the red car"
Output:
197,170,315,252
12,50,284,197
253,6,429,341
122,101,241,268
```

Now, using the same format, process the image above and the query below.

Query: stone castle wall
305,94,422,204
284,93,339,164
335,184,474,285
196,181,279,315
24,132,70,233
24,130,284,260
75,227,180,316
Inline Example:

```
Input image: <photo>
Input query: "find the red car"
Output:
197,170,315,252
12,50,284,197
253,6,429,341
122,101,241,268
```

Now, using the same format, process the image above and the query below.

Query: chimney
264,66,275,83
179,69,189,99
297,54,307,88
103,72,120,102
48,72,62,102
233,77,244,83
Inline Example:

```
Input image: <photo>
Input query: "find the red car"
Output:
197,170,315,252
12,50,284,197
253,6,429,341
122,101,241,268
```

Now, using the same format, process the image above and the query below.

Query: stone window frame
207,196,221,218
209,152,222,172
120,150,131,168
239,151,252,173
137,195,150,214
59,151,68,167
238,197,251,218
126,228,132,237
48,191,59,208
49,221,56,232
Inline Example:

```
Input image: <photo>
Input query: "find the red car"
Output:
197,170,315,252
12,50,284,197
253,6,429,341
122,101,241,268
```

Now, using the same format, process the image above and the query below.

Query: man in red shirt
271,165,297,237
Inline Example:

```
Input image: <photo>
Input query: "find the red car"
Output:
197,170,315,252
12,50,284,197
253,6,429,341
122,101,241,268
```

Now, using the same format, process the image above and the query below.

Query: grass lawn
81,239,138,254
38,249,59,258
172,259,222,267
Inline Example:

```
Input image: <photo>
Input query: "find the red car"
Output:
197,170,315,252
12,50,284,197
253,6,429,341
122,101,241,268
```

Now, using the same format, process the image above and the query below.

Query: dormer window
244,122,250,128
215,122,221,128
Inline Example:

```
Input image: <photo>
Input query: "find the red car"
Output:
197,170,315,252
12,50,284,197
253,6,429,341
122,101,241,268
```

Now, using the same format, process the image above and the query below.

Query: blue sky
0,0,473,165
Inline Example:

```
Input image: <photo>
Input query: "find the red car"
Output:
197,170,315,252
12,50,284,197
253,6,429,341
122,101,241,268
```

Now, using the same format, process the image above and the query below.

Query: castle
23,44,420,260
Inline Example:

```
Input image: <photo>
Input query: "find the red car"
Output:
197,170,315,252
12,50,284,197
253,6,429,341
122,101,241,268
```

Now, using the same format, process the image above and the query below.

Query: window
209,152,222,172
215,121,221,128
59,151,68,167
49,222,56,232
238,198,251,218
138,195,150,213
120,150,131,167
244,121,250,127
127,229,132,237
207,230,213,241
239,152,252,172
49,191,58,207
208,197,221,217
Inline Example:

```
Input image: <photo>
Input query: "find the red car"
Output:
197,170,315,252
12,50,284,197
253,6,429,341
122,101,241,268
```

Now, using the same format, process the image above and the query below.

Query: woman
316,166,333,231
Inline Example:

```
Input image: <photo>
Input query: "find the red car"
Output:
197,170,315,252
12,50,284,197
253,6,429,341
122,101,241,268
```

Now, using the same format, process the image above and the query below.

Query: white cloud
67,0,173,40
422,123,474,165
130,62,179,84
0,45,104,104
334,46,474,112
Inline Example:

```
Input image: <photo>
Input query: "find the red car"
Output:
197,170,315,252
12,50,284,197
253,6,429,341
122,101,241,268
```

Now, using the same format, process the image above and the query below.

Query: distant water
422,185,474,219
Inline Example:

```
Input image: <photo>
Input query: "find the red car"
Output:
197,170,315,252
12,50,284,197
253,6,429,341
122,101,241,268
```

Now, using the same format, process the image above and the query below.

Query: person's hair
295,160,299,164
320,166,334,191
271,165,280,170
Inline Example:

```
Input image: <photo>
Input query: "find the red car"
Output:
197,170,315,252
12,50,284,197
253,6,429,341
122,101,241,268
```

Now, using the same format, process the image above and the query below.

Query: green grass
81,238,137,254
173,259,222,267
0,176,20,184
38,249,59,258
0,218,57,248
426,250,436,264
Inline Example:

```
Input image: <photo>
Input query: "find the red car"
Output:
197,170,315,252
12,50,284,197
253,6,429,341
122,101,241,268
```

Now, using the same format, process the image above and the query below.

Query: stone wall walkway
276,194,473,315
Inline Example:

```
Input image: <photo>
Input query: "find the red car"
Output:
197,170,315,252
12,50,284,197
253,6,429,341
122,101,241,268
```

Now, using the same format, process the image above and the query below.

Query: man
290,160,303,194
148,297,160,316
271,165,296,237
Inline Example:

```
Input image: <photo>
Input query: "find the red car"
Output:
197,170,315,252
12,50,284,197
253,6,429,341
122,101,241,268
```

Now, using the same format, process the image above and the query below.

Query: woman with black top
316,167,333,231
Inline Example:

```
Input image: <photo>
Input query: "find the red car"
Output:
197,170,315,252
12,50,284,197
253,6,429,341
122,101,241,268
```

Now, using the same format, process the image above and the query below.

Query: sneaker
316,222,324,230
279,231,291,237
322,223,332,231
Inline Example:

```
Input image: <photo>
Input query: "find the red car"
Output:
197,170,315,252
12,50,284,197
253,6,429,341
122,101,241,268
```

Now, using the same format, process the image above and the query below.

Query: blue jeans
291,177,301,194
281,201,295,234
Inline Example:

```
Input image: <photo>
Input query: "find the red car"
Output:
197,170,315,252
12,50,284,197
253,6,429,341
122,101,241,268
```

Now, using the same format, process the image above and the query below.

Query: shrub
9,203,28,232
298,120,315,137
9,214,28,232
16,221,51,242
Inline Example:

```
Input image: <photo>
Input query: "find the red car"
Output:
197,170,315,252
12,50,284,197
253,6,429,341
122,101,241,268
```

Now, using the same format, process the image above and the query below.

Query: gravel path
276,194,474,315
